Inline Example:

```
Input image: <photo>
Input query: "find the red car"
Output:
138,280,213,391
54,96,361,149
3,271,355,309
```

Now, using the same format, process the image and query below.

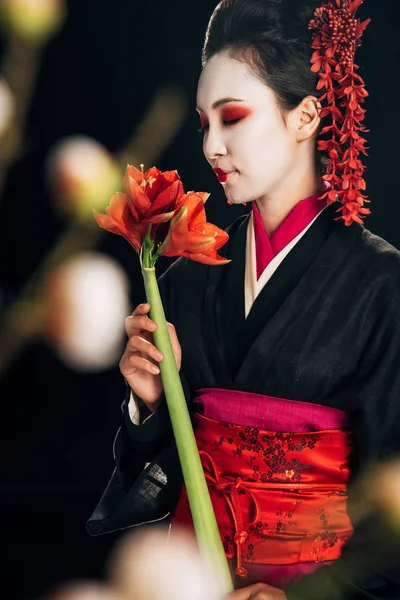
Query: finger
122,353,160,375
227,584,286,600
251,584,286,600
126,336,164,362
225,589,252,600
125,313,158,337
132,302,150,316
225,584,262,600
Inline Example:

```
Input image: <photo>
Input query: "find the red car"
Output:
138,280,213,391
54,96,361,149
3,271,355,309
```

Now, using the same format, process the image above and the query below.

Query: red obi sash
171,389,354,587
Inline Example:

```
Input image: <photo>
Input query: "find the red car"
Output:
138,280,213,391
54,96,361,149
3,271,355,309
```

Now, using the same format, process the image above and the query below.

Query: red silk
252,186,329,280
193,387,348,432
172,412,354,582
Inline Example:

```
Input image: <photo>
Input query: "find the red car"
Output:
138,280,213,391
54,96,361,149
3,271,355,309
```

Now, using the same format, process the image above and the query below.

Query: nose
203,125,227,162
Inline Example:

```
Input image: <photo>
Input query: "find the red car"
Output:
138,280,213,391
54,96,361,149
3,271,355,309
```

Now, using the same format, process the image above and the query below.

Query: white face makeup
196,51,300,206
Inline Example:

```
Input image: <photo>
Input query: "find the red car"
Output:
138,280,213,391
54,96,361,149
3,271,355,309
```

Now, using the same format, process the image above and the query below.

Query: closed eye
197,118,242,134
223,118,242,126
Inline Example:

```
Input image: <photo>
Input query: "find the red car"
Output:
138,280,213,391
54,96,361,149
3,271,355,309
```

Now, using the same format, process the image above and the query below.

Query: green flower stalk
94,164,233,593
141,238,233,593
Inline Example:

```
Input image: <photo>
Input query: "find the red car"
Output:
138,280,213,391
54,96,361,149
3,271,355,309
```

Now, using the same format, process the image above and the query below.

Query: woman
87,1,400,598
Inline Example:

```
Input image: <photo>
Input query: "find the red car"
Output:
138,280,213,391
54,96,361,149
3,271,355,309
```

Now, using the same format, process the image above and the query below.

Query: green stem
142,226,153,269
150,249,161,266
141,259,233,594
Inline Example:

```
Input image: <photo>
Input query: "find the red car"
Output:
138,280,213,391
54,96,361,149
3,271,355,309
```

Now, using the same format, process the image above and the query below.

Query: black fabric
87,208,400,599
214,202,338,380
86,374,191,535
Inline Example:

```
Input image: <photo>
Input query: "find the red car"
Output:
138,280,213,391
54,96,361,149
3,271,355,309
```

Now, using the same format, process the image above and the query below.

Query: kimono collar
252,190,328,280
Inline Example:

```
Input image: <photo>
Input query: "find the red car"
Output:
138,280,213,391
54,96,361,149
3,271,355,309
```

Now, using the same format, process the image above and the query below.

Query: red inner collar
252,191,328,280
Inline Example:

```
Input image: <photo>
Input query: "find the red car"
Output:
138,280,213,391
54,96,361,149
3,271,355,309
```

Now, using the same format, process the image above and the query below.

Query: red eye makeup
198,114,209,132
221,105,252,124
197,103,252,133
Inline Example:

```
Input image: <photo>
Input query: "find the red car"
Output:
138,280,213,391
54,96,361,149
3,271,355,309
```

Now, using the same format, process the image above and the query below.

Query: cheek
238,121,294,172
202,136,212,163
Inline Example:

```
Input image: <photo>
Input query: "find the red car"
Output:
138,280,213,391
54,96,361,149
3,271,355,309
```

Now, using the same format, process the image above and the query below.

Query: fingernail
151,365,160,374
155,352,164,360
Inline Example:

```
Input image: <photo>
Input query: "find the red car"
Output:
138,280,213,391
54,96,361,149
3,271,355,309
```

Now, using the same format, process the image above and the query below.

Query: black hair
202,0,326,166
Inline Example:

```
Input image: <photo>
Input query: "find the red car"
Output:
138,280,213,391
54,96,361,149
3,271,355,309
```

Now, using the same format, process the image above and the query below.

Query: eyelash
197,118,242,134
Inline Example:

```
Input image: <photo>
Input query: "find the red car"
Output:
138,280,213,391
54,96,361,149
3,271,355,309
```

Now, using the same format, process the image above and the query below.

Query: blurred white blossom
47,582,121,600
0,78,15,138
0,0,65,42
43,252,130,371
364,458,400,535
46,136,122,222
108,526,223,600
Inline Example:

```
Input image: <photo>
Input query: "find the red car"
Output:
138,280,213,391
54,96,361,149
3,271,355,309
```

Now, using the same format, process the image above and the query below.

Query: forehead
197,51,274,110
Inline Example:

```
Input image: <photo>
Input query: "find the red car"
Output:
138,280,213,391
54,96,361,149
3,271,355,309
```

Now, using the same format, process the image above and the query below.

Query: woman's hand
119,302,182,411
225,583,287,600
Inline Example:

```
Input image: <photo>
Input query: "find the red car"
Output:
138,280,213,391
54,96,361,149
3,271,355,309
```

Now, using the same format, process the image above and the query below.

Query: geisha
88,1,400,599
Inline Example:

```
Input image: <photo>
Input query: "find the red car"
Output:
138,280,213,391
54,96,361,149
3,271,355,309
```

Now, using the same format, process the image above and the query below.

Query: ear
291,96,321,142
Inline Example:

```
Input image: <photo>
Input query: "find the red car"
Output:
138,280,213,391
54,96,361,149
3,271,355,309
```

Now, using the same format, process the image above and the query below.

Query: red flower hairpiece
308,0,371,225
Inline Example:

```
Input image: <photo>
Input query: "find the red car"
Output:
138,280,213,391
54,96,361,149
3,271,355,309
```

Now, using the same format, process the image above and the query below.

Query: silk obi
171,388,355,587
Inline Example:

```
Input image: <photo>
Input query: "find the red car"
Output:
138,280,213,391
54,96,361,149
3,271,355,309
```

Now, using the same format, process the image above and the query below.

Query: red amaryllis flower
93,164,184,252
123,164,184,223
159,191,230,265
93,191,144,252
92,165,234,591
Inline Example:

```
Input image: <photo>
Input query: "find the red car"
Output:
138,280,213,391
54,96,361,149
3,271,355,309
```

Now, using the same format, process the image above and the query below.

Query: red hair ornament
309,0,371,225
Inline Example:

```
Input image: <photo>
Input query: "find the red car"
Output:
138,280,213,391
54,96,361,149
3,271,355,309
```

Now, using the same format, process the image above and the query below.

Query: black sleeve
114,256,193,486
86,257,193,536
285,282,400,600
116,370,192,492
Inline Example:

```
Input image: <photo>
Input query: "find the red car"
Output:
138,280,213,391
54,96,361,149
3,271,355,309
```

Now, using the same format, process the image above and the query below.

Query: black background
0,1,399,598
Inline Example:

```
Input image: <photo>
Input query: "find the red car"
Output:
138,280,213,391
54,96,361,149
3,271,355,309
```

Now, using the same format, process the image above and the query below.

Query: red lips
214,168,231,183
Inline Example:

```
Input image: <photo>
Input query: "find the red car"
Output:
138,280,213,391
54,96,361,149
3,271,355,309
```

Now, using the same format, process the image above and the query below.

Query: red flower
93,164,184,252
93,191,144,252
159,192,230,265
93,164,230,265
122,164,184,225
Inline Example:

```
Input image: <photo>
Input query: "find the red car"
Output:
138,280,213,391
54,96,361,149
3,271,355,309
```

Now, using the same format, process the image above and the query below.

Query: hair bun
279,0,323,41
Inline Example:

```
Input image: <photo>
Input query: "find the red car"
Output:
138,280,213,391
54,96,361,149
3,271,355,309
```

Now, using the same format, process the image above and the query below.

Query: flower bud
47,581,120,600
0,77,15,138
0,0,66,43
364,459,400,537
46,136,122,222
108,526,222,600
43,252,130,371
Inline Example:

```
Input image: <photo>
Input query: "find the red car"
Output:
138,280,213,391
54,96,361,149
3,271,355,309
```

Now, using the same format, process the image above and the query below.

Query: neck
255,164,321,236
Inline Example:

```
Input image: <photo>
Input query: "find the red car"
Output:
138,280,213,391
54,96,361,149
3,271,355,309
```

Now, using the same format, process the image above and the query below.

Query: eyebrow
197,97,245,112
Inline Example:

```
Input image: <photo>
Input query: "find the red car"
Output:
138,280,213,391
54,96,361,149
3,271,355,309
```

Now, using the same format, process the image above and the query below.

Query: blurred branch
117,86,188,170
0,0,67,201
0,85,188,378
0,222,103,376
0,35,43,196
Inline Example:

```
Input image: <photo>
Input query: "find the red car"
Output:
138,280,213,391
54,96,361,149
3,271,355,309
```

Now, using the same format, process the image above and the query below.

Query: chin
230,199,252,206
223,190,254,206
223,180,258,206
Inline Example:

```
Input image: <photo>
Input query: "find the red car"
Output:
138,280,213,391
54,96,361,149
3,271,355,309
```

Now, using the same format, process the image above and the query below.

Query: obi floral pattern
173,411,354,581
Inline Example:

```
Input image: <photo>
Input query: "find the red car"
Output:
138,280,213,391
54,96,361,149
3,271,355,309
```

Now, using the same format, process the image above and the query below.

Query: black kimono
87,202,400,599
